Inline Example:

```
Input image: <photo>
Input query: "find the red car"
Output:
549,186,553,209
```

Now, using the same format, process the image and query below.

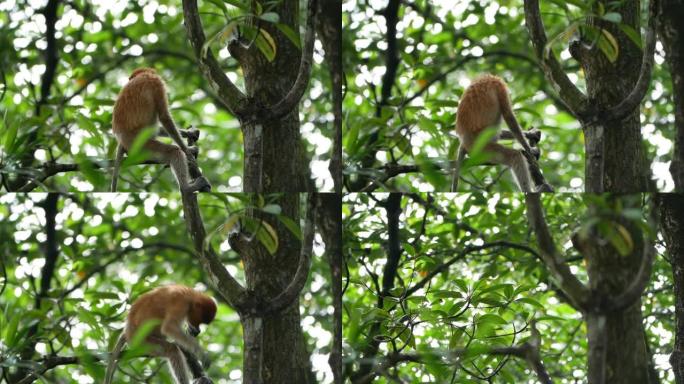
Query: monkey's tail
104,332,126,384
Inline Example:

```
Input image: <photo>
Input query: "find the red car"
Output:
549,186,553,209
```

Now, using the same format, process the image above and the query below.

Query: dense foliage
342,0,675,191
342,193,674,382
0,193,335,383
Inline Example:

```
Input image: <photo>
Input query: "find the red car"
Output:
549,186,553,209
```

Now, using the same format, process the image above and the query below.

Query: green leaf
544,21,579,59
259,12,279,23
619,24,642,49
255,28,277,62
276,23,301,49
256,221,279,255
602,12,622,23
278,215,302,241
597,29,619,63
477,313,507,326
260,204,282,215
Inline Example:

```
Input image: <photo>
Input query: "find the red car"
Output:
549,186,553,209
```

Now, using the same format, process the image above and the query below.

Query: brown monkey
451,74,542,192
111,68,210,193
104,285,217,384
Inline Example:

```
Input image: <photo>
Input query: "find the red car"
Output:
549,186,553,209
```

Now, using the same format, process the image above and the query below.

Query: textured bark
658,0,684,191
580,209,657,384
578,1,654,191
315,193,343,383
242,194,314,383
658,194,684,383
239,0,311,192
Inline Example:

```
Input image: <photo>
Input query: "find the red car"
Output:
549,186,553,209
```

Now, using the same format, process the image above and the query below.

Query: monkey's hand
528,147,541,160
183,176,211,193
187,324,201,337
187,146,200,159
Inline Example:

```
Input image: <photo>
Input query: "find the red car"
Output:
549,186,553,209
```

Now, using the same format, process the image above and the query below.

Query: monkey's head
188,295,217,332
129,67,157,80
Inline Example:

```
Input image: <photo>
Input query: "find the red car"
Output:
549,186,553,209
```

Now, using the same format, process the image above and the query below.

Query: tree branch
182,0,250,115
259,193,316,314
525,194,591,310
523,0,588,116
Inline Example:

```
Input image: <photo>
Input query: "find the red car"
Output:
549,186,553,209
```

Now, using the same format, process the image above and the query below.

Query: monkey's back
455,74,508,146
112,72,165,141
125,285,196,340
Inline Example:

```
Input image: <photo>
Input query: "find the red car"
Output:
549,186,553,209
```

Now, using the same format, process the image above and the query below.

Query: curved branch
182,0,250,115
179,192,251,311
262,0,318,121
523,0,588,116
525,194,591,310
259,193,316,314
605,203,658,312
597,0,658,123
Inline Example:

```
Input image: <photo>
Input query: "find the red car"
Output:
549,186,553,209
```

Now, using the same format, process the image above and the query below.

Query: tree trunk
576,0,654,191
582,206,657,383
242,194,314,383
240,0,311,193
658,194,684,383
658,0,684,191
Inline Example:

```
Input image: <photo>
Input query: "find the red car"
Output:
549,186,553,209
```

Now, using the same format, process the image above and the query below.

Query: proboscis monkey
111,68,210,193
104,285,217,384
451,74,543,192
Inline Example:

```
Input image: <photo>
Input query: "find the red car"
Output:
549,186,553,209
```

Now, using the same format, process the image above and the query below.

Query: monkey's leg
157,340,192,384
486,143,533,192
111,144,125,192
182,347,205,378
451,144,467,192
147,336,193,384
143,139,210,194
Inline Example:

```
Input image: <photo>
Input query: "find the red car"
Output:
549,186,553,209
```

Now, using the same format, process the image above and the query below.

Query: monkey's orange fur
105,284,216,384
110,68,209,193
125,284,217,341
456,74,513,149
452,74,535,192
112,68,168,147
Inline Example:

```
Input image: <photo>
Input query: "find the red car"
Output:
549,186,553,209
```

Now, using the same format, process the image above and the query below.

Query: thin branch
525,194,591,310
182,0,250,115
404,241,542,297
523,0,588,116
179,192,250,311
604,201,658,311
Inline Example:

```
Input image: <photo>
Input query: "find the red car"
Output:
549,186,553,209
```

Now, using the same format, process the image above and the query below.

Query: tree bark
658,0,684,191
578,1,654,191
580,204,657,384
242,194,314,383
658,194,684,383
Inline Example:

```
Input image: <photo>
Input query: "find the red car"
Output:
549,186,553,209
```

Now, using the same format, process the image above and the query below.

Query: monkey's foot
193,377,214,384
182,128,200,142
184,176,211,194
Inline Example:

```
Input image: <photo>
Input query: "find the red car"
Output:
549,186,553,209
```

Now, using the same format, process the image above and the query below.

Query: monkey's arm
161,318,210,367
